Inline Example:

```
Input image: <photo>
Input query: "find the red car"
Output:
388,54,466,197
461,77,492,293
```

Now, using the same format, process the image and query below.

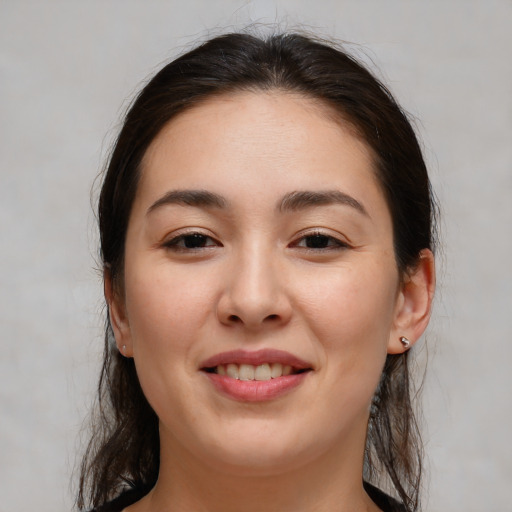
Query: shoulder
88,487,148,512
364,481,407,512
90,483,403,512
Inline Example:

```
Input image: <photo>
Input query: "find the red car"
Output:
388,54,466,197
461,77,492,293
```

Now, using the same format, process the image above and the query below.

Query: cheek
122,264,220,427
299,263,398,341
124,263,218,362
294,261,398,395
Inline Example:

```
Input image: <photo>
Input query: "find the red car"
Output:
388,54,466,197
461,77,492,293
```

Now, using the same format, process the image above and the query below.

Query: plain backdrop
1,1,511,511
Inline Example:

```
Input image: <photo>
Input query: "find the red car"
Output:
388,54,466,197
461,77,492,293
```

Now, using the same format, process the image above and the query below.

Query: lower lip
204,372,309,402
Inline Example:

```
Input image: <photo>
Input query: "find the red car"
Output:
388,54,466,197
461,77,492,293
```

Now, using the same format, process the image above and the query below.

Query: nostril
265,314,279,321
228,314,242,323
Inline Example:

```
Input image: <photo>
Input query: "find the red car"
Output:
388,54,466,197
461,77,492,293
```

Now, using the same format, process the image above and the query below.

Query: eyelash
290,231,350,251
163,230,349,253
163,232,220,251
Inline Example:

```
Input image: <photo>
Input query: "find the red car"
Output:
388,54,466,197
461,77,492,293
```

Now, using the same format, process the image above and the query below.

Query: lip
204,372,309,402
199,349,313,403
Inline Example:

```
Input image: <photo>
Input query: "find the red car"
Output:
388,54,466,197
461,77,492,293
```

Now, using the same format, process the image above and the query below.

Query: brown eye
165,233,218,250
294,232,348,250
303,234,332,249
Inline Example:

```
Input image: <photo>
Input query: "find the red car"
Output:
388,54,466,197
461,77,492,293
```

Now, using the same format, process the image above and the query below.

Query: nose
216,244,292,330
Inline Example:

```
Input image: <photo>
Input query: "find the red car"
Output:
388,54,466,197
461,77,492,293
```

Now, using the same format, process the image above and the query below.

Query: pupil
306,234,329,248
184,234,207,248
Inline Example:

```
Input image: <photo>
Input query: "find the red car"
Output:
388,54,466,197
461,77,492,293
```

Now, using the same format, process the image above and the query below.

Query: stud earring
399,336,411,349
121,345,127,355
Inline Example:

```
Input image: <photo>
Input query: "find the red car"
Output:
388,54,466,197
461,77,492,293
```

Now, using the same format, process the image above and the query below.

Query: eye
292,232,349,251
164,232,220,251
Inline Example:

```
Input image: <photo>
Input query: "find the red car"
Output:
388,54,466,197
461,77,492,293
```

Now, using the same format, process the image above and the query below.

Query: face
110,91,413,476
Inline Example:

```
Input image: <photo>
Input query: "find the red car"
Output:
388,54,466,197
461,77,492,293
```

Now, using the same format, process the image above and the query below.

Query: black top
91,482,405,512
363,482,407,512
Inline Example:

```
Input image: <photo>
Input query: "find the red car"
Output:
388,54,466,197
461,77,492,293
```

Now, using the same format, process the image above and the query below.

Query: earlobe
388,249,436,354
104,269,133,358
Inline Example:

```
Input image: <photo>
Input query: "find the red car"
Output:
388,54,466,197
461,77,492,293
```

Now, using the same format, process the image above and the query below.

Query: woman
78,32,436,512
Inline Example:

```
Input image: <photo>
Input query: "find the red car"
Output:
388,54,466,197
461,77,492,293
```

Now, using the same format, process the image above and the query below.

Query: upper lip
200,349,312,371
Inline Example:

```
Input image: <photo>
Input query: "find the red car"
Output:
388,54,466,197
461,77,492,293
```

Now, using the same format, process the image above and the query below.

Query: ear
388,249,436,354
104,269,133,358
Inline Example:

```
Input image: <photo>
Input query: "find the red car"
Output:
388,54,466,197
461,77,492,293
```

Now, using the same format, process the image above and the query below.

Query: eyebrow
147,189,228,214
147,188,368,217
278,190,369,217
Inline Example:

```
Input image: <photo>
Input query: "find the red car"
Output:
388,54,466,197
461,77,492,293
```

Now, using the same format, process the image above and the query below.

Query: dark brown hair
78,31,437,511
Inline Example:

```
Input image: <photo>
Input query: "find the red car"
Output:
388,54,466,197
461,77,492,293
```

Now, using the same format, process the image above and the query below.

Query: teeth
215,362,296,380
270,363,283,378
239,364,255,381
254,363,271,381
226,363,239,379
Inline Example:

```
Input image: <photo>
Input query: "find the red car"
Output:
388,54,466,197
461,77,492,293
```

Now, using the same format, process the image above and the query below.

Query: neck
136,423,380,512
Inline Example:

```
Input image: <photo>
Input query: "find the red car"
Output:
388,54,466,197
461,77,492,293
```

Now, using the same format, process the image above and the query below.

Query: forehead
145,90,366,151
143,91,375,177
136,91,387,220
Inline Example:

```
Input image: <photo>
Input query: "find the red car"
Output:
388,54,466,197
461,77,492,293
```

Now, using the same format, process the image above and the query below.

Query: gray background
1,1,511,511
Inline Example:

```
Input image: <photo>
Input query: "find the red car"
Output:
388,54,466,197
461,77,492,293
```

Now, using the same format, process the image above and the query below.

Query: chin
191,422,328,477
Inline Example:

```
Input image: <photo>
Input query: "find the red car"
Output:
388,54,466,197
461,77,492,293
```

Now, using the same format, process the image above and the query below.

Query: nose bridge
218,237,290,328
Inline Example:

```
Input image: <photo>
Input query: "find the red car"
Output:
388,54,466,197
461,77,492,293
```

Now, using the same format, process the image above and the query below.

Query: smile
200,350,312,401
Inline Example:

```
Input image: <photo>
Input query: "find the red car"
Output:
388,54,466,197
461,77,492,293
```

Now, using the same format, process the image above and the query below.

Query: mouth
199,349,313,400
200,349,312,378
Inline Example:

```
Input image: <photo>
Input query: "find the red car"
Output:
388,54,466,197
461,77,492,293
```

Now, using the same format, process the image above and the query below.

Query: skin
107,91,435,512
